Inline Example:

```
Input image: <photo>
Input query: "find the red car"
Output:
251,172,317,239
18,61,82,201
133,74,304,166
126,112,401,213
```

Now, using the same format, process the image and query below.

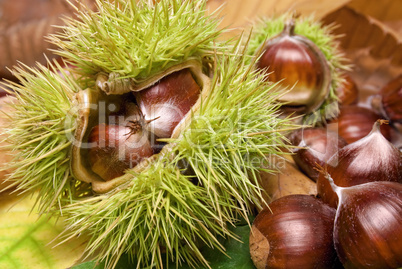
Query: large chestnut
256,20,331,113
324,172,402,269
249,194,339,269
317,120,402,208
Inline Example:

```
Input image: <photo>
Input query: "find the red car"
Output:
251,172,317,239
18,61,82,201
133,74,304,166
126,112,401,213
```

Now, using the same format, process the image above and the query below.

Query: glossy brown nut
249,194,339,269
256,21,331,113
332,181,402,269
328,105,392,144
317,120,402,208
290,127,347,181
336,74,359,106
381,74,402,124
134,68,201,138
87,123,153,181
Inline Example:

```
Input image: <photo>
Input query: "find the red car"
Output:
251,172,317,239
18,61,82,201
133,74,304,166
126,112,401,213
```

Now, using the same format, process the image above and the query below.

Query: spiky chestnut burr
0,1,298,268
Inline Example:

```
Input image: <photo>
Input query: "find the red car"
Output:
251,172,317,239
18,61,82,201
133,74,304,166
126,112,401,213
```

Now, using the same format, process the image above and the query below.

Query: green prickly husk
246,14,349,125
49,0,226,87
57,47,296,269
0,61,90,213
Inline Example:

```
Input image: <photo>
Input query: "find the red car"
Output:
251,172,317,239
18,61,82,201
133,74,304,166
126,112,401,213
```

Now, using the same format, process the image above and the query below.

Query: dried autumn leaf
258,155,317,206
347,0,402,37
206,0,350,38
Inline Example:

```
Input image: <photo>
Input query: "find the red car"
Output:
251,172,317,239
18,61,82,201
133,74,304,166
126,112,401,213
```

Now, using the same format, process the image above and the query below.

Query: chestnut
289,127,347,181
327,105,392,144
134,68,201,138
335,74,359,106
256,20,331,113
323,171,402,269
87,122,153,181
249,194,339,269
379,74,402,125
317,120,402,208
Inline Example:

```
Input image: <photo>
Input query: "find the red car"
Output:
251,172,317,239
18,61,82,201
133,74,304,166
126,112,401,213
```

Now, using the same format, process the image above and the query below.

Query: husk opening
71,59,212,194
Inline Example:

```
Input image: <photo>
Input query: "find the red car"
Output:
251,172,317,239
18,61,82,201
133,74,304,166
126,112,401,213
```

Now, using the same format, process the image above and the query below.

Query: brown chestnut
324,172,402,269
327,105,392,144
256,20,331,113
249,194,339,269
87,121,153,181
290,127,347,181
335,74,359,106
380,74,402,124
317,120,402,208
134,68,200,138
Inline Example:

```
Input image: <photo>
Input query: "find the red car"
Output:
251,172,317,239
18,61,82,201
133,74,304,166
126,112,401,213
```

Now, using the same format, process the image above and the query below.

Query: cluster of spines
56,45,296,268
0,60,84,213
49,0,226,86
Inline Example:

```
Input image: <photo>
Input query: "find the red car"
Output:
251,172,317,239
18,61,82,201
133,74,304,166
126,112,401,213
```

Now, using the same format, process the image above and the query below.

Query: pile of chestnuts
249,15,402,268
251,119,402,269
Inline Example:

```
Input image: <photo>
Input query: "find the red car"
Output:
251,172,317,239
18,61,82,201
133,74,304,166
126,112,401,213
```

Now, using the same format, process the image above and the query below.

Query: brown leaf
206,0,350,39
0,0,96,81
258,155,317,208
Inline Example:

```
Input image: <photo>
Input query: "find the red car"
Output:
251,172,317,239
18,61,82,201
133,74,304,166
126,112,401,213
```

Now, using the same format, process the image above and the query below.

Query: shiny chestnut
256,20,331,113
134,68,201,138
323,172,402,269
290,127,347,181
317,120,402,208
328,105,392,143
249,194,339,269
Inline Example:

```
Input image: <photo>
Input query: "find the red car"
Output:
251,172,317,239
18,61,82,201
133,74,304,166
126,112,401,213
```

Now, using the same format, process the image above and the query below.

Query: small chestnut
379,74,402,125
87,121,153,181
290,127,347,181
335,74,359,106
327,105,392,144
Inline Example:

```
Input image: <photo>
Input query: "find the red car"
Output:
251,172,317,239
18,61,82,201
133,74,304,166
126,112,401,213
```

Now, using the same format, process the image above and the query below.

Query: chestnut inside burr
256,20,331,113
83,68,201,182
